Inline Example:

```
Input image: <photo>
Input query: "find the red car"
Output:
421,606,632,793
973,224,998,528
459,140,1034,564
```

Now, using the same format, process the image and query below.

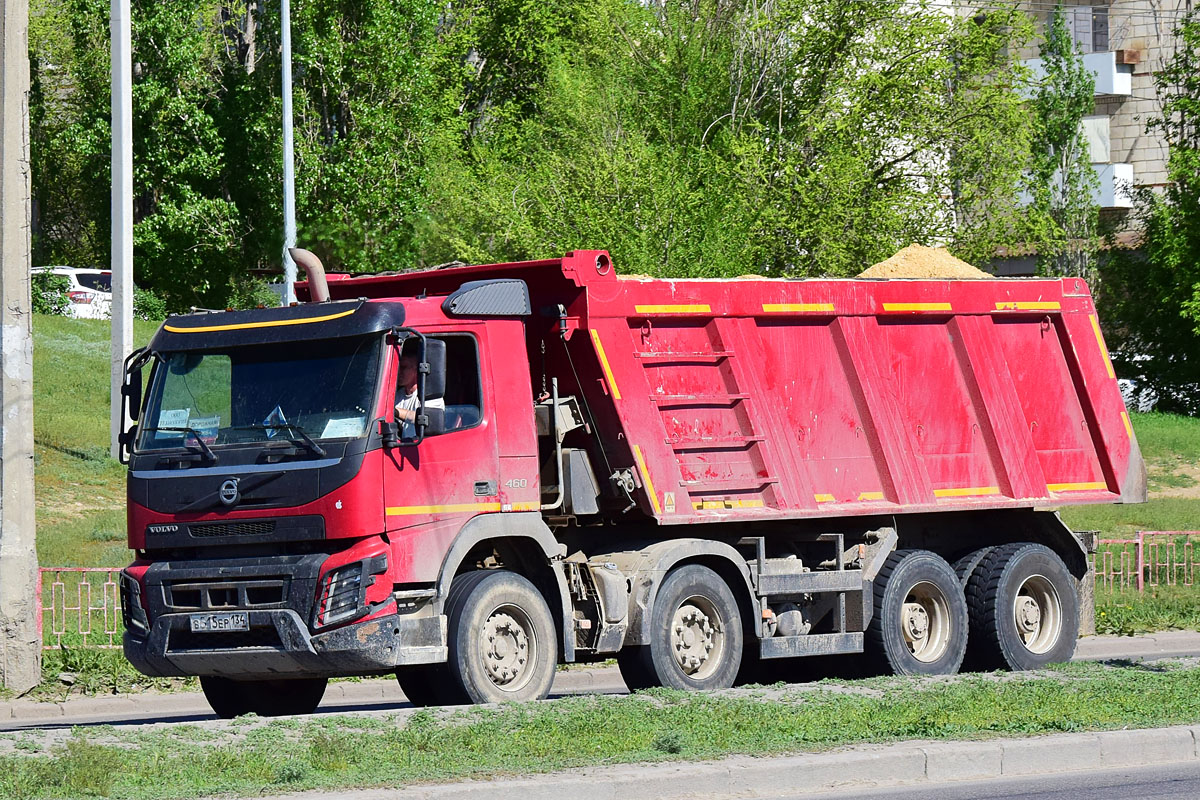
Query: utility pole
280,0,297,305
0,0,42,693
109,0,132,459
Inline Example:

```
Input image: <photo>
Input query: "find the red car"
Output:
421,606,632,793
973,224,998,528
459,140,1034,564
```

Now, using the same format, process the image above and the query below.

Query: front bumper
124,607,446,679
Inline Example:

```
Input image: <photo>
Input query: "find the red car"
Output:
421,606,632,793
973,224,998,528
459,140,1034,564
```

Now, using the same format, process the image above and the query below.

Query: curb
256,726,1200,800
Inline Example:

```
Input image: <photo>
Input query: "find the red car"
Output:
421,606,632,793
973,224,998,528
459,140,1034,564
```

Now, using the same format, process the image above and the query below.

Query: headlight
313,554,388,629
119,571,150,637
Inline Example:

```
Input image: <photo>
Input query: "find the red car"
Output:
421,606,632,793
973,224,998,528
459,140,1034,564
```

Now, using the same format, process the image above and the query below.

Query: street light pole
281,0,297,305
109,0,133,460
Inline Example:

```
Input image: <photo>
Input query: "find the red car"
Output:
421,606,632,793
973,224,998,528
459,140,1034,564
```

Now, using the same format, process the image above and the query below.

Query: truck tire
623,564,744,692
200,676,327,718
866,550,968,676
952,547,995,587
964,542,1078,671
442,569,558,705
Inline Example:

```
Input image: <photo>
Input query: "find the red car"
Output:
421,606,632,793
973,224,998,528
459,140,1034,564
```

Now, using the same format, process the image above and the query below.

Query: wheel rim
670,594,726,680
1012,574,1062,654
901,581,952,663
479,604,539,694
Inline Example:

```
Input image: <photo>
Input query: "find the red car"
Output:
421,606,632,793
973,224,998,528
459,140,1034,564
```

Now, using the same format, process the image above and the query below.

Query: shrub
32,272,70,315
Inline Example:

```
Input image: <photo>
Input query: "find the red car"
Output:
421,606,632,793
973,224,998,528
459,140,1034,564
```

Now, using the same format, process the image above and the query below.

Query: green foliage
1099,12,1200,414
425,0,1036,278
31,0,1041,295
1024,4,1100,280
133,285,168,320
30,273,70,315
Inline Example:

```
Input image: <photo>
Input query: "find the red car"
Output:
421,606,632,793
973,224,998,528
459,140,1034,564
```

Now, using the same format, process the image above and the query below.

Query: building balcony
1022,51,1132,97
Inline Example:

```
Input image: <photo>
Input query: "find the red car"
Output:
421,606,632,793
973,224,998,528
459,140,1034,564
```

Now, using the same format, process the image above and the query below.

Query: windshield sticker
263,404,287,438
321,417,364,439
158,408,190,437
190,415,221,444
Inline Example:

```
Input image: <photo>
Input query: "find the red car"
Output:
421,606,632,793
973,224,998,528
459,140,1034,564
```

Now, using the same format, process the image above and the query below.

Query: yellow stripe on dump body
634,304,712,314
814,493,836,503
762,303,836,313
589,330,622,401
164,308,356,333
933,486,1000,498
857,491,885,501
1047,482,1108,492
1121,411,1133,439
693,499,766,510
631,445,662,515
882,302,953,312
994,301,1062,311
387,502,502,516
1090,315,1117,379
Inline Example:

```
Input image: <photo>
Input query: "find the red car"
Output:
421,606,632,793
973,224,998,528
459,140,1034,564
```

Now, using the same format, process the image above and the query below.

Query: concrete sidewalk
254,726,1200,800
3,630,1199,725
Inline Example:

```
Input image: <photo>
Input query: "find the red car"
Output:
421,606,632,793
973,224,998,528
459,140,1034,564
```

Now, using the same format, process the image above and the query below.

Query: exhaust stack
288,247,330,302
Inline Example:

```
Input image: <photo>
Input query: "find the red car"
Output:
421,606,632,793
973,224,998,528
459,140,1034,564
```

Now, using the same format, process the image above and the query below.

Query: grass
33,315,159,566
1096,585,1200,636
1,661,1198,799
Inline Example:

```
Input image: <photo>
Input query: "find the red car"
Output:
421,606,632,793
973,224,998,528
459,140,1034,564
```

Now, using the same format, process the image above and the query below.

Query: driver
395,344,444,437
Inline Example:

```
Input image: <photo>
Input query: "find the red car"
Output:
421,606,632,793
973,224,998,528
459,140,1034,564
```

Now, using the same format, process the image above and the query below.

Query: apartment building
983,0,1192,273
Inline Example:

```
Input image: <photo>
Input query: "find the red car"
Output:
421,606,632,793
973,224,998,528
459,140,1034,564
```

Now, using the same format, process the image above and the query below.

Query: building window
1064,6,1109,54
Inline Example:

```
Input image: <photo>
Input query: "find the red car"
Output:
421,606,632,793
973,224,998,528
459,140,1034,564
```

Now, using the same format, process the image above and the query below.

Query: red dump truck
118,249,1144,717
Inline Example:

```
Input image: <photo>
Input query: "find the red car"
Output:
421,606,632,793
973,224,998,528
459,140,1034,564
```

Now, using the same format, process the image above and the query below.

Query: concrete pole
109,0,132,459
0,0,42,693
280,0,297,305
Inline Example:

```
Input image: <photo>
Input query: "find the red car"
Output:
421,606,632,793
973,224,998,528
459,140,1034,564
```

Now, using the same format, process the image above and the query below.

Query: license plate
189,612,249,633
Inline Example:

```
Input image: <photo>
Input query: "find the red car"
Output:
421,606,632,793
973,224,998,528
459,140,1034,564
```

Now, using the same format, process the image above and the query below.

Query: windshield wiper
232,424,327,458
140,427,217,463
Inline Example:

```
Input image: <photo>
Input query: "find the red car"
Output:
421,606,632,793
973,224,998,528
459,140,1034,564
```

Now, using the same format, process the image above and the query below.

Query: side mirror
122,366,142,422
423,339,446,401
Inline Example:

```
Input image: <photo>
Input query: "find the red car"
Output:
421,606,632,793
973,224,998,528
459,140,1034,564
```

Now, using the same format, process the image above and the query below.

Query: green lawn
33,315,158,566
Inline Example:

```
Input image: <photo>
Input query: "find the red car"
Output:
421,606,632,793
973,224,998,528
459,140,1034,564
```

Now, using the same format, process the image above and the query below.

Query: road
795,762,1200,800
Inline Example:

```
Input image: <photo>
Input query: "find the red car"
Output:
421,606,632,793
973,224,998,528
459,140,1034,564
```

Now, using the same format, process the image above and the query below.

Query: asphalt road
793,761,1200,800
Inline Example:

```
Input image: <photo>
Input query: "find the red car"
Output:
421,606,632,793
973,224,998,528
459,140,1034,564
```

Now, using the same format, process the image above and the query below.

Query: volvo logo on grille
218,478,240,506
148,524,179,534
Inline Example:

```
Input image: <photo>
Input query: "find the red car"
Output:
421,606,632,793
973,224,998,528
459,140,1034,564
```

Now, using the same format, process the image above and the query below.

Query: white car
32,267,113,319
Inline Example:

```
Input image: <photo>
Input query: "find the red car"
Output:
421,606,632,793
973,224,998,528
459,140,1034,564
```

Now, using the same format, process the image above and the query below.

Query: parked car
32,267,113,319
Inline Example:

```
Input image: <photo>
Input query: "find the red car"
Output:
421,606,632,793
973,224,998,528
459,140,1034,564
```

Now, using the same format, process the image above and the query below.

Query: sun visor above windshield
149,300,405,353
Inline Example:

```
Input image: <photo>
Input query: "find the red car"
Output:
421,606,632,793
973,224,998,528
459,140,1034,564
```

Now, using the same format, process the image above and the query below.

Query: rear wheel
622,564,744,691
964,542,1078,671
442,569,558,704
200,676,327,718
866,550,968,676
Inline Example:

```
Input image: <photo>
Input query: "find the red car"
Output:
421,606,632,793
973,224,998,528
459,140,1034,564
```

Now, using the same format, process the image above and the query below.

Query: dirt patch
1147,459,1200,499
858,244,990,279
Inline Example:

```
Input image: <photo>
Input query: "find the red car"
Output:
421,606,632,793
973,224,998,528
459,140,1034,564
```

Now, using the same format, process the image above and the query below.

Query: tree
1024,3,1100,280
1100,12,1200,414
422,0,1035,278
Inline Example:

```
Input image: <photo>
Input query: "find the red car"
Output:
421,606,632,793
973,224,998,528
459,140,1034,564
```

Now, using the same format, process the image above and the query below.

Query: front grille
190,521,276,538
168,626,283,651
165,579,287,610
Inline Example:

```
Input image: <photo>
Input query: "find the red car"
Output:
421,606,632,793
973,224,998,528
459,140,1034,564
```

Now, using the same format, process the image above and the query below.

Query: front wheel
443,569,558,704
623,564,744,691
866,550,968,676
200,676,327,718
964,542,1078,671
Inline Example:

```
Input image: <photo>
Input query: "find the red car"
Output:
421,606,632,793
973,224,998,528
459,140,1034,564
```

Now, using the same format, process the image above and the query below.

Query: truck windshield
137,334,382,452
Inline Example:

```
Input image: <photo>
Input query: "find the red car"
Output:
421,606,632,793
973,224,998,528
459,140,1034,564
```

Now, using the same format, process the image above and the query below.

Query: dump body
318,249,1146,525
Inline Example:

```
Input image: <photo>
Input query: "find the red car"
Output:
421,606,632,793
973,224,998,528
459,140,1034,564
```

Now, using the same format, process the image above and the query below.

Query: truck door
382,328,501,582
